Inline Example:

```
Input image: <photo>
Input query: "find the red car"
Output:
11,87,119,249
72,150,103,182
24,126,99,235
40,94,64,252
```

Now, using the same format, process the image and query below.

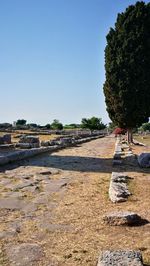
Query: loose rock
103,212,144,226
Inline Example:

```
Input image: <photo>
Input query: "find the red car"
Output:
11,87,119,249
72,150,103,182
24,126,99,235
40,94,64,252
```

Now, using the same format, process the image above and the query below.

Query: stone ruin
16,135,40,149
97,250,143,266
0,134,11,145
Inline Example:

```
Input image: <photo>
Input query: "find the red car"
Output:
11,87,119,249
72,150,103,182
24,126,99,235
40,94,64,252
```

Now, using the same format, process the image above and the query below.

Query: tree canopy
51,119,63,130
16,119,27,126
81,117,106,130
103,1,150,134
140,122,150,132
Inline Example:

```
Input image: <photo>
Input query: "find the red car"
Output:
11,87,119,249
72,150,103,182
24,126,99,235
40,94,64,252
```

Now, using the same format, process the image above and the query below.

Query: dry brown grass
134,134,150,146
0,131,59,143
38,170,150,266
0,137,149,266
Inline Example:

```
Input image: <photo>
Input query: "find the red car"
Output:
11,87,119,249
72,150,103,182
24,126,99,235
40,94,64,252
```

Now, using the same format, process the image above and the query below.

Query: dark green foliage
45,124,51,129
16,119,27,126
27,123,38,128
64,124,80,129
51,119,63,130
0,123,12,129
81,117,106,130
103,1,150,129
108,122,117,132
141,122,150,131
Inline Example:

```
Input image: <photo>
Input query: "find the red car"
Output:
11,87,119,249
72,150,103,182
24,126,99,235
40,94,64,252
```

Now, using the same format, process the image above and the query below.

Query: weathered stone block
5,243,43,266
97,250,143,266
109,172,131,203
103,212,143,226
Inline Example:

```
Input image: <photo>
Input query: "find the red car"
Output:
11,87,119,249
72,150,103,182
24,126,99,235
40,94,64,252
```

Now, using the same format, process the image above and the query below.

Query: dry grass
0,137,149,266
0,131,59,143
134,134,150,146
38,171,150,266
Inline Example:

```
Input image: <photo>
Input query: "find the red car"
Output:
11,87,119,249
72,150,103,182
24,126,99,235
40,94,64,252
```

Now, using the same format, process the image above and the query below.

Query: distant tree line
0,118,150,133
0,116,107,131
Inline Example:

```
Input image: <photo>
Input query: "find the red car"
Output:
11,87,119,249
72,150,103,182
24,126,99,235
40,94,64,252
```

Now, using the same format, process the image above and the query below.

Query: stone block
109,172,131,203
97,250,143,266
103,212,143,226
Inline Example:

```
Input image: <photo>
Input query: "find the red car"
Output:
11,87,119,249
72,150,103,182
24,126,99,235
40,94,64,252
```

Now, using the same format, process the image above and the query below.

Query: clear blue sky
0,0,149,125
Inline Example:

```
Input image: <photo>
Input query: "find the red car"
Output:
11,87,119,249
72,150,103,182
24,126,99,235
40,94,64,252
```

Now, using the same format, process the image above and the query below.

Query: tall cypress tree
103,1,150,142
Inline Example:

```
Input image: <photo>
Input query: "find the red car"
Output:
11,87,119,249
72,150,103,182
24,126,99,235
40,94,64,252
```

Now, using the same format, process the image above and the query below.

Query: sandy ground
0,136,150,266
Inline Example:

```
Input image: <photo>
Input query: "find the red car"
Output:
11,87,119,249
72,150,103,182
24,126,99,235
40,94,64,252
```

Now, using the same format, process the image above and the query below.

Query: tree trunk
127,128,133,143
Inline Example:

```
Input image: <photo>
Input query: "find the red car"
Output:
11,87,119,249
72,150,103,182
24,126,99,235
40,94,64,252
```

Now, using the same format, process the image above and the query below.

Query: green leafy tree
63,124,80,129
103,1,150,143
108,122,116,132
141,122,150,132
16,119,27,126
81,117,106,130
51,119,63,130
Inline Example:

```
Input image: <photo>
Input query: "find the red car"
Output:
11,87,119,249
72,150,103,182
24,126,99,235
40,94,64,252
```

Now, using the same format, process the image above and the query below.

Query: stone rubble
0,134,103,166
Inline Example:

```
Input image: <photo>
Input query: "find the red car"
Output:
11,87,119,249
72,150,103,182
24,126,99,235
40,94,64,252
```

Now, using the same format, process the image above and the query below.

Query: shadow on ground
1,153,150,174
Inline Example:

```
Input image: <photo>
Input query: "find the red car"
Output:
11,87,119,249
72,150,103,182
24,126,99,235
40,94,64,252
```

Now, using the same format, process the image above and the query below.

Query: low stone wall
0,134,11,144
0,135,103,166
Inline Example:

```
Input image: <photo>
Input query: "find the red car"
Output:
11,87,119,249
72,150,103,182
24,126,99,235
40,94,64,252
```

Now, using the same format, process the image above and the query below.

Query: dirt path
0,136,150,266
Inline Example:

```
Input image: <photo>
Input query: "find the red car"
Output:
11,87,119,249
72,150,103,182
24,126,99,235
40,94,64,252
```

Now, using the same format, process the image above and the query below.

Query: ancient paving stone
39,222,73,232
0,221,21,239
8,221,21,233
97,250,143,266
22,203,38,216
103,212,144,226
43,179,69,194
0,198,25,210
0,178,12,186
2,191,23,198
5,243,43,266
13,180,38,191
21,185,40,193
0,230,17,239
